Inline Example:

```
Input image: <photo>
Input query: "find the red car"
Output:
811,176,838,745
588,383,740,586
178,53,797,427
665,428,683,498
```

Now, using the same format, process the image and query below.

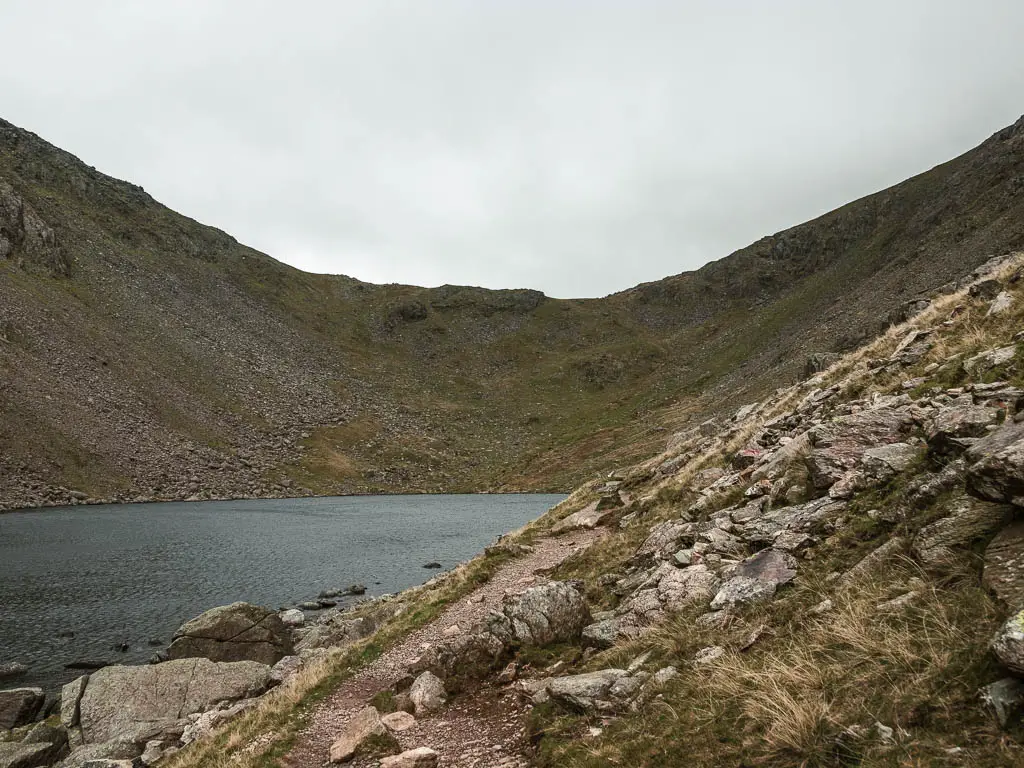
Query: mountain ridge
1,114,1022,510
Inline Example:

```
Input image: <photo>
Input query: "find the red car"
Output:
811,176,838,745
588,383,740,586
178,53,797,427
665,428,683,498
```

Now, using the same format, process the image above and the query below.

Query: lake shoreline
0,493,565,693
0,488,572,516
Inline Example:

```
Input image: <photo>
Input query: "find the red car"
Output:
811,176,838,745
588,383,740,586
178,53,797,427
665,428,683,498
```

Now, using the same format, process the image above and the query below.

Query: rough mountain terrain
8,252,1024,768
2,116,1024,510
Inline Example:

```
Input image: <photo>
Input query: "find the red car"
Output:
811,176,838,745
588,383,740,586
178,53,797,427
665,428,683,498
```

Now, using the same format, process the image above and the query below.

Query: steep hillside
1,115,1023,510
79,253,1024,768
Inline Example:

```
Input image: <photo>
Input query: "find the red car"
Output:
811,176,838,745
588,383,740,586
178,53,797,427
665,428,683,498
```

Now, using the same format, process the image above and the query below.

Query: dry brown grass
538,560,1013,768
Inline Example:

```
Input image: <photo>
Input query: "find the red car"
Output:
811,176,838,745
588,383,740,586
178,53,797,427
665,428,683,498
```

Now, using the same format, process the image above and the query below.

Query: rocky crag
7,255,1024,766
2,115,1024,509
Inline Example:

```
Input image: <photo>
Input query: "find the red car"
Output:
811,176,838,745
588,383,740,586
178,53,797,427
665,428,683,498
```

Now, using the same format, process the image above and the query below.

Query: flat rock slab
984,522,1024,610
732,549,797,586
380,711,416,732
551,501,615,534
79,658,271,744
379,747,439,767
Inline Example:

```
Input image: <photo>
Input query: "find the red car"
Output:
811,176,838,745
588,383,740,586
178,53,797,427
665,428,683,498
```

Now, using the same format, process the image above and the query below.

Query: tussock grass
538,562,1016,768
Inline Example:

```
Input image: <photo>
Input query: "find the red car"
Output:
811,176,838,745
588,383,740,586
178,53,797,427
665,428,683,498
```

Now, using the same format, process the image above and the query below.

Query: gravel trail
283,528,602,767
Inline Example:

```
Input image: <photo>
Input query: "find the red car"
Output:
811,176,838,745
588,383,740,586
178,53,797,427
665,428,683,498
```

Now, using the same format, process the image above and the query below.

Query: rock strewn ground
283,529,603,768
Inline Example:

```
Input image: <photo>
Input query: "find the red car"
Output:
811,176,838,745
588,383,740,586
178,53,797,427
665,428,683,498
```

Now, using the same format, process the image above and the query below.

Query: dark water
0,494,563,692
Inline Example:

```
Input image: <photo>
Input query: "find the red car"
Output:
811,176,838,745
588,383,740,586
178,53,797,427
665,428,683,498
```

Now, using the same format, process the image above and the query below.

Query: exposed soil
283,528,604,767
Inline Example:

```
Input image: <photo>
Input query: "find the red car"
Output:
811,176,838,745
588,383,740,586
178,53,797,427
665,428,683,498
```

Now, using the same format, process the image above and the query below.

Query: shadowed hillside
1,115,1023,509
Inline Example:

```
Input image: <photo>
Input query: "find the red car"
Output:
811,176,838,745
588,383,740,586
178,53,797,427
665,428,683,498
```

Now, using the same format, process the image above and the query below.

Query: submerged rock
0,663,28,681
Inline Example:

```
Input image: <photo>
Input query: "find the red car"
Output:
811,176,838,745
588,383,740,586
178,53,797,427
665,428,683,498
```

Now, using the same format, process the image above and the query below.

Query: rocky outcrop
927,400,1002,457
295,614,377,652
166,603,293,665
0,180,68,277
75,659,271,744
487,582,590,648
805,405,924,492
966,421,1024,505
551,501,617,534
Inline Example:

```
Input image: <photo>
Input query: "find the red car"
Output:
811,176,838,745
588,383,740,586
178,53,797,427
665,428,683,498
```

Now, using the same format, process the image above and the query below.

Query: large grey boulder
411,631,506,683
992,610,1024,676
487,582,590,647
913,495,1015,566
984,522,1024,609
78,658,271,744
0,688,44,730
166,602,292,665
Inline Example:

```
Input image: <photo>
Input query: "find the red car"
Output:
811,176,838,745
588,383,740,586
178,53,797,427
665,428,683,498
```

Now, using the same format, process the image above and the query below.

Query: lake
0,493,563,691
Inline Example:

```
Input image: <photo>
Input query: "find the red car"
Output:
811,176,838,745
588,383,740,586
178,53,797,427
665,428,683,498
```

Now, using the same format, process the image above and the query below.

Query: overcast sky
2,1,1023,297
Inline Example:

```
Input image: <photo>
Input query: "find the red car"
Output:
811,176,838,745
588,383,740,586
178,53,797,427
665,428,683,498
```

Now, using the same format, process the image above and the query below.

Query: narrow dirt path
283,528,602,767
